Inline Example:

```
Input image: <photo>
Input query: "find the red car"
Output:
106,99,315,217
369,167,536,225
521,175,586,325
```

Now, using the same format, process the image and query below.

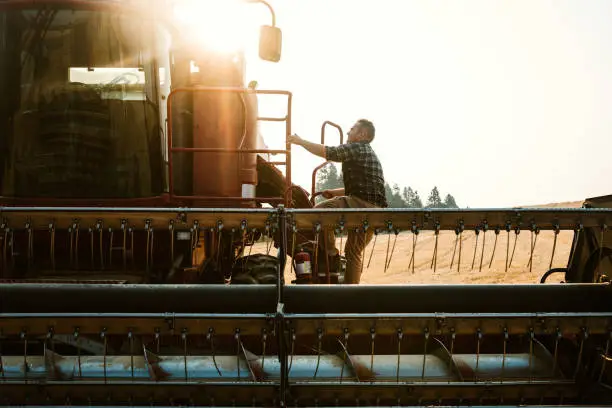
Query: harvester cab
1,1,612,407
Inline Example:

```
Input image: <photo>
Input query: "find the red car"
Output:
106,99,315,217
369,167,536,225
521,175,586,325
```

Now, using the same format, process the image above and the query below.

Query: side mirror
259,25,282,62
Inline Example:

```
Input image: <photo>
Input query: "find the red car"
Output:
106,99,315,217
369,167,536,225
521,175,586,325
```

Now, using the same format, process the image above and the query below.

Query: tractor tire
231,254,280,285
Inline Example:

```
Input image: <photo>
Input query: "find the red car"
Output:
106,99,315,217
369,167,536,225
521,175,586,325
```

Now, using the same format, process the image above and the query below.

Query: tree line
316,164,459,208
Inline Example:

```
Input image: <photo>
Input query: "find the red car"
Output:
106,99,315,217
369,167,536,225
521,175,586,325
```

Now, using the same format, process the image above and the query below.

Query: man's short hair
357,119,375,141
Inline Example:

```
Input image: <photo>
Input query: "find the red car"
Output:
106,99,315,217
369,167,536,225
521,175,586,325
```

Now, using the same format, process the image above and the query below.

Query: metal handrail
310,121,344,205
166,87,293,206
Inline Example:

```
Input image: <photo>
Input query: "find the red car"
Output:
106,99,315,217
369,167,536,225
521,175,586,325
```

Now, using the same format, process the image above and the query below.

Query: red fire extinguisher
293,249,312,284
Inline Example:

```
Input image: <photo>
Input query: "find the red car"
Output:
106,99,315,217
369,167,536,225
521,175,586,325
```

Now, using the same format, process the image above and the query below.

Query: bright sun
172,0,258,54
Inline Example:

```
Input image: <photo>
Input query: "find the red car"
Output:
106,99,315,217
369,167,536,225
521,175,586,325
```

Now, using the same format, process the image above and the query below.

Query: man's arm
322,187,345,198
288,134,326,159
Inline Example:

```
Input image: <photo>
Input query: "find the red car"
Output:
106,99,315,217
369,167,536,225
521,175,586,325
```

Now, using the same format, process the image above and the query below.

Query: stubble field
273,200,583,285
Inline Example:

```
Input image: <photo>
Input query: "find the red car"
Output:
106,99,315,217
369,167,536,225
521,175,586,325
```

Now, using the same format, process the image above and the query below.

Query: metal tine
369,328,376,382
2,221,8,272
470,228,480,270
366,229,378,269
313,328,323,379
528,327,534,382
479,221,488,272
49,222,55,271
430,222,440,272
505,223,511,272
313,223,321,276
409,222,419,274
449,227,459,271
206,327,223,377
549,223,560,270
385,228,399,271
234,329,241,380
527,225,540,273
169,220,175,266
501,327,508,383
383,222,392,272
567,223,583,270
288,328,296,375
598,331,612,382
108,228,114,266
21,330,27,383
261,328,268,373
145,220,152,272
360,221,370,278
488,227,500,269
596,224,608,282
573,327,588,380
183,329,189,381
129,226,135,270
233,221,248,268
448,328,455,384
155,328,161,354
89,227,94,268
97,220,104,270
552,327,561,378
243,229,256,272
475,328,482,382
339,328,349,383
509,227,520,268
457,221,464,274
122,219,128,270
396,329,403,383
0,328,4,380
101,328,107,383
150,227,155,269
421,328,429,380
26,220,33,269
265,222,273,255
74,328,82,377
128,330,134,380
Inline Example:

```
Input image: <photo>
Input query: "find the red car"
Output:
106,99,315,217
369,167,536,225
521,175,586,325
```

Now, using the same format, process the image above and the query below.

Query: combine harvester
0,0,611,406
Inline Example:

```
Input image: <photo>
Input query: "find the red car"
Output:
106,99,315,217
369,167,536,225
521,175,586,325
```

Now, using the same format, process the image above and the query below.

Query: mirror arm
246,0,276,26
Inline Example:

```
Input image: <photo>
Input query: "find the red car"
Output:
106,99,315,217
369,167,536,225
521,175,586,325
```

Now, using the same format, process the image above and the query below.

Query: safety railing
310,120,343,205
166,87,293,206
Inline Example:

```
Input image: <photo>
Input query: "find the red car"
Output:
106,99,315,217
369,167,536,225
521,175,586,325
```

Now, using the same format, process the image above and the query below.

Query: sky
233,0,612,208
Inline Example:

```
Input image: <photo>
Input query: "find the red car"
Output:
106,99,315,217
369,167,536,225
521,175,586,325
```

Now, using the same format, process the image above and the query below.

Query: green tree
402,187,415,208
388,183,406,208
444,193,458,208
413,190,423,208
315,164,343,203
426,186,443,208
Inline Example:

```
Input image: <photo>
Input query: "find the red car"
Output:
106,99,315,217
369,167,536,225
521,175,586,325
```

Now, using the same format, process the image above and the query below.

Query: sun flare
172,0,258,54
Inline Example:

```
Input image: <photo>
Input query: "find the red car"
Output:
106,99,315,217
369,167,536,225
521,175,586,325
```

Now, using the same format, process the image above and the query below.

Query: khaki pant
314,195,378,284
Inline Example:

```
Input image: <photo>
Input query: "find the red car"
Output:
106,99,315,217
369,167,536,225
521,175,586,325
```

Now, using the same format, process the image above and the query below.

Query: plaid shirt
325,141,388,207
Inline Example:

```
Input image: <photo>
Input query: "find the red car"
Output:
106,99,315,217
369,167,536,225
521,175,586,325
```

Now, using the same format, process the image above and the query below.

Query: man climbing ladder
288,119,388,283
